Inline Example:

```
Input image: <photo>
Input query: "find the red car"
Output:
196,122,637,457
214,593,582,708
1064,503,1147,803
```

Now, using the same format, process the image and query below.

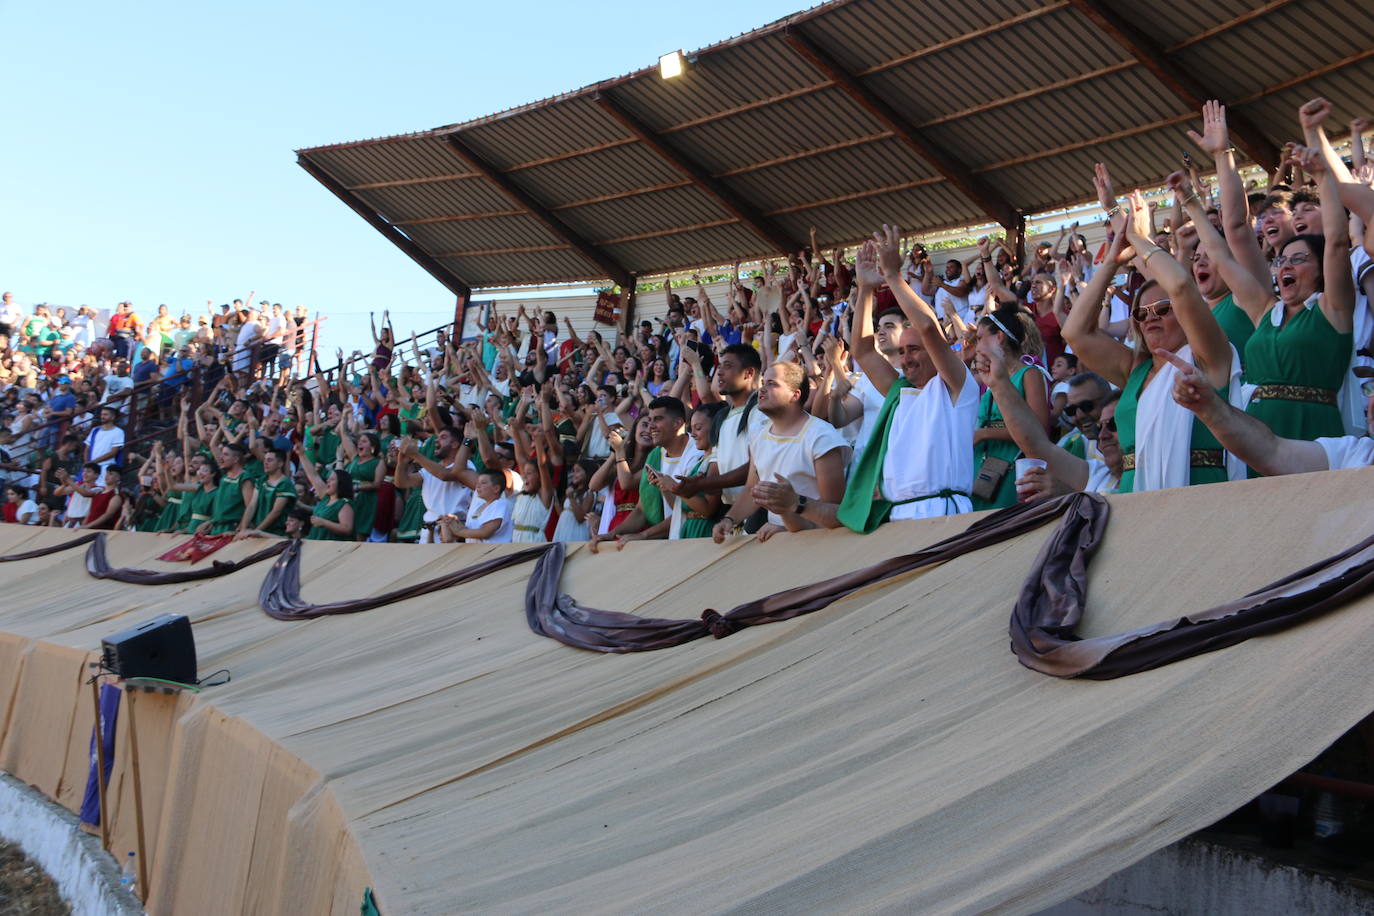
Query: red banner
594,289,621,326
157,534,234,563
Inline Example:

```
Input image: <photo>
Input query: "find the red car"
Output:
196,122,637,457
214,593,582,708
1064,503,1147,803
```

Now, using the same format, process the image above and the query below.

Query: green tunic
1243,301,1351,455
346,456,380,538
397,404,424,437
394,436,437,542
307,497,352,541
182,485,216,533
152,492,184,533
1115,359,1228,493
209,472,248,535
1212,293,1254,370
972,364,1035,511
253,475,297,536
305,428,341,467
639,448,664,525
678,452,715,539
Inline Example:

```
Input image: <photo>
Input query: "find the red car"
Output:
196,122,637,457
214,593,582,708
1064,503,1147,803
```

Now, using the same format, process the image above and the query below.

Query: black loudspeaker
101,614,197,685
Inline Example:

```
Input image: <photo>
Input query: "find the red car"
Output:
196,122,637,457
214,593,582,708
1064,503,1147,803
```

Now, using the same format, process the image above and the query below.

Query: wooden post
308,313,322,376
90,679,109,850
618,279,638,343
124,687,149,898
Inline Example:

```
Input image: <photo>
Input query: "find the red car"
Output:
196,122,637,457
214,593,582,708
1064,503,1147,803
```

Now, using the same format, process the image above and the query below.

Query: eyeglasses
1272,252,1313,267
1063,398,1098,415
1132,300,1173,322
1102,418,1118,433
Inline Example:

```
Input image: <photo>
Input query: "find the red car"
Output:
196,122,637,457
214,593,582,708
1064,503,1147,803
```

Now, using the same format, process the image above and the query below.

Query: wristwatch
794,494,808,515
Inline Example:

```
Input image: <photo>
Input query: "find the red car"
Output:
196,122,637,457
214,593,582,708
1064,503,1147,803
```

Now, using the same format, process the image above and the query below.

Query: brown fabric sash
1009,493,1374,678
523,495,1087,653
86,534,288,585
259,538,555,621
0,532,100,562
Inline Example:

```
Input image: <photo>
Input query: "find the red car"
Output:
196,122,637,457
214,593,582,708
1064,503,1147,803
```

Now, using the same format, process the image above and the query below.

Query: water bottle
119,851,136,893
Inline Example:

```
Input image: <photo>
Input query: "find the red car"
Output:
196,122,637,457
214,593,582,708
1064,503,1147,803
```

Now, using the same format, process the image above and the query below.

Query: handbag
971,456,1012,503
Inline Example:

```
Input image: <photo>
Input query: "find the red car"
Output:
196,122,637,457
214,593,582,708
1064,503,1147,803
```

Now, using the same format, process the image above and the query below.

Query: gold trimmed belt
1121,449,1223,472
1251,384,1337,406
983,420,1006,429
515,523,543,533
190,513,211,521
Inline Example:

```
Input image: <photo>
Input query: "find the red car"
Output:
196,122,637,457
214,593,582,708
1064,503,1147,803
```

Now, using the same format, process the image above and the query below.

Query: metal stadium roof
296,0,1374,296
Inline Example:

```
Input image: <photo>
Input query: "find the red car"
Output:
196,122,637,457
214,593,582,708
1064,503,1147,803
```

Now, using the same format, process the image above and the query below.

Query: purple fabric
80,684,121,825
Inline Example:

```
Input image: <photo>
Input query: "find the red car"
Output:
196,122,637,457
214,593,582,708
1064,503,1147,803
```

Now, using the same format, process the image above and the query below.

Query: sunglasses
1102,417,1118,433
1132,300,1173,322
1063,398,1097,416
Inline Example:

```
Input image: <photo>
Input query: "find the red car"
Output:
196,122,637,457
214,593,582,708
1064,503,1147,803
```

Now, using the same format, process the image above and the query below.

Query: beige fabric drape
1,467,1373,914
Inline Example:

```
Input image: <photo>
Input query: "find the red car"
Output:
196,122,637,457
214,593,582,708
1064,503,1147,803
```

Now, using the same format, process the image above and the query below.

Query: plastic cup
1015,458,1047,480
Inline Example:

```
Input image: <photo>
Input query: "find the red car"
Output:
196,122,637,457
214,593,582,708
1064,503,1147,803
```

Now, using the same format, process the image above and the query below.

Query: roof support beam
438,133,634,288
592,91,804,256
297,156,472,299
781,27,1020,232
1067,0,1278,172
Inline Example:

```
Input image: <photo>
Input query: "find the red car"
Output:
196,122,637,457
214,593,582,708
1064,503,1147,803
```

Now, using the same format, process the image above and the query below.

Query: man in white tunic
395,428,472,543
837,230,980,532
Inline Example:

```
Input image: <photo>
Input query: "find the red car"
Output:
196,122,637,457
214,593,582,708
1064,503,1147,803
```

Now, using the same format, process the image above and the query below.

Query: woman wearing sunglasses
1063,189,1240,492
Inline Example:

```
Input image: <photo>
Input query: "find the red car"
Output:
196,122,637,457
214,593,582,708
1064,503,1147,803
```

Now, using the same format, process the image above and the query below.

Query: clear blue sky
1,0,800,351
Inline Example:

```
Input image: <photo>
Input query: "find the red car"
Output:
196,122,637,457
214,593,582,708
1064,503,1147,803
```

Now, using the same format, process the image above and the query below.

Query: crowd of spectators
4,96,1374,546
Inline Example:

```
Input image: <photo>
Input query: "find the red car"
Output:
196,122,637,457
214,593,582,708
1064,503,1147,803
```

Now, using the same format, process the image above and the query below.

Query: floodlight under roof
659,50,685,79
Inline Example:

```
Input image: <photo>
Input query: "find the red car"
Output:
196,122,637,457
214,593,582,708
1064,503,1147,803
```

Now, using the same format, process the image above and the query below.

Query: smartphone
1182,152,1193,169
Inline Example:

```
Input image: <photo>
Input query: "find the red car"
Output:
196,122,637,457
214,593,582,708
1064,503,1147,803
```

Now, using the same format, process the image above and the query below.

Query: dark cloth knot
701,609,743,639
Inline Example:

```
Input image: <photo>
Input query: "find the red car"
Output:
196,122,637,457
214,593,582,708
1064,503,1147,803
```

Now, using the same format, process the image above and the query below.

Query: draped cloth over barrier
258,539,554,620
525,494,1086,652
3,470,1374,914
86,535,286,585
1010,492,1374,678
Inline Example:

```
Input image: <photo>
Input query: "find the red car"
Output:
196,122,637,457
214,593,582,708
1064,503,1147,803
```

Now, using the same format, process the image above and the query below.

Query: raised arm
1124,188,1233,387
1294,147,1355,334
1173,171,1271,318
1187,101,1271,300
1165,349,1327,475
1061,210,1137,387
875,226,968,400
975,343,1089,491
849,246,899,397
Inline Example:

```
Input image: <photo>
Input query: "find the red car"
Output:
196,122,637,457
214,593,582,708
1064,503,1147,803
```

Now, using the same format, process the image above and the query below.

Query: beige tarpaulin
2,467,1373,914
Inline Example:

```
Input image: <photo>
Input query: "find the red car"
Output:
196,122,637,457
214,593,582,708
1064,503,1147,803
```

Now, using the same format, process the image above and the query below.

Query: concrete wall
1038,837,1374,915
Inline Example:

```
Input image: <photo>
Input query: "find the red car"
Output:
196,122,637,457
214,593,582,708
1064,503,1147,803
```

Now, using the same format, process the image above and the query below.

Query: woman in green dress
298,446,355,541
1241,226,1353,447
339,431,385,539
1061,190,1238,493
1183,129,1355,449
180,463,219,534
971,305,1050,510
670,404,722,538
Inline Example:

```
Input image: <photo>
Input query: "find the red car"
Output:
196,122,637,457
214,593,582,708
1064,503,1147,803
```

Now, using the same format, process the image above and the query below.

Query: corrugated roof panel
452,96,631,170
306,136,458,186
442,249,604,287
603,223,776,273
611,35,825,133
812,0,1045,75
669,88,894,175
511,144,685,207
353,177,521,223
929,68,1188,173
865,6,1126,124
722,138,935,213
556,185,734,244
399,215,572,256
299,0,1374,288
